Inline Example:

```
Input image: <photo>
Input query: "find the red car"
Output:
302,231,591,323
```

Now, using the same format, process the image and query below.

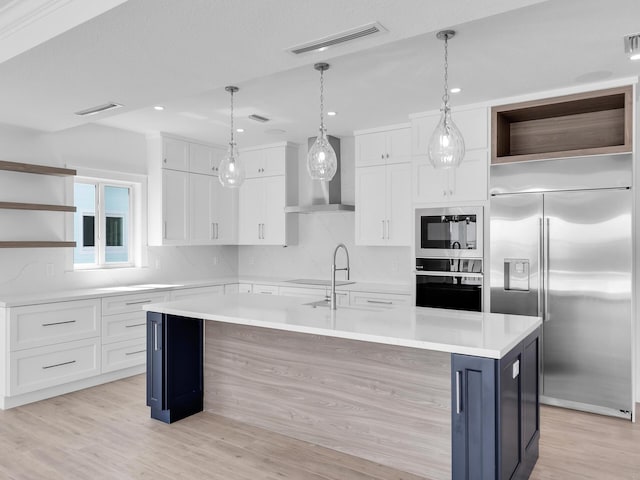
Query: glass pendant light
218,86,245,187
307,63,337,181
428,30,465,169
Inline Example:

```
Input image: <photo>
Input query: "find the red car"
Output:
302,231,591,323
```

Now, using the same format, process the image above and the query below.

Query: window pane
105,186,130,263
74,183,96,265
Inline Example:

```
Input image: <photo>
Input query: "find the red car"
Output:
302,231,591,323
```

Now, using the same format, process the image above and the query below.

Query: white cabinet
355,163,411,246
413,150,488,204
252,284,279,295
171,285,224,301
355,126,411,166
148,135,235,246
238,143,297,246
350,291,411,308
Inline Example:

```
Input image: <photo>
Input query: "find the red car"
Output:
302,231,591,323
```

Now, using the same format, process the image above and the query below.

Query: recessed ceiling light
236,128,244,133
327,111,337,116
450,87,462,94
154,105,164,111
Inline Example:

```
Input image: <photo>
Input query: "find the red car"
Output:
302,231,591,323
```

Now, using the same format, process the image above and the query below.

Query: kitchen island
144,294,541,480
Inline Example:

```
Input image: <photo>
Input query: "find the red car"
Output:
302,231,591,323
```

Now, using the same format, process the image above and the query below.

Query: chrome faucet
331,243,350,310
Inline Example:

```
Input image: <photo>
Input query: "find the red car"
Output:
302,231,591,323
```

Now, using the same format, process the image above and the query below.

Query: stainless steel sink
286,278,354,286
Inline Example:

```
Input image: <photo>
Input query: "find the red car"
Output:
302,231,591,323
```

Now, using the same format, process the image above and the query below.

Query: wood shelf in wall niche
0,241,76,248
0,202,76,212
0,160,76,176
492,85,633,164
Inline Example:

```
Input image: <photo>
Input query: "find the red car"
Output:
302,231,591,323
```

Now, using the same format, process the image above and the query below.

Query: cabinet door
210,176,238,244
162,169,189,244
385,163,411,246
190,143,223,175
262,176,286,245
189,173,213,244
356,132,387,167
412,107,488,156
386,128,411,164
238,178,263,244
162,138,189,171
450,150,488,202
413,157,451,204
262,146,286,177
241,149,264,179
355,165,387,245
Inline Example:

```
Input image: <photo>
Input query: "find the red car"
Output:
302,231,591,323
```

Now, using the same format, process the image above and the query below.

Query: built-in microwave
415,206,483,258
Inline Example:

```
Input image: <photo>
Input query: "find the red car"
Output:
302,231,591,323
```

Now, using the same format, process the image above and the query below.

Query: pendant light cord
442,34,450,108
229,89,235,146
319,68,325,132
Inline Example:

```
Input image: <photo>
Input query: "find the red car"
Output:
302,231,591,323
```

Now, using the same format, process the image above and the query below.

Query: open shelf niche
0,160,77,248
492,85,633,164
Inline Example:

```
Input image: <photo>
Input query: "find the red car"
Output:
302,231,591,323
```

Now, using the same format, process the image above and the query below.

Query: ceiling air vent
287,22,387,55
249,114,270,123
74,102,123,116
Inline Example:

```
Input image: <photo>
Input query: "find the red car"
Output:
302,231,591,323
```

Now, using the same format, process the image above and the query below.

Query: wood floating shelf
0,201,76,212
492,85,633,164
0,160,76,176
0,241,76,248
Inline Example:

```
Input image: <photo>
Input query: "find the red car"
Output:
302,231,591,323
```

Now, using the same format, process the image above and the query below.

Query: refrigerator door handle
544,217,550,322
538,217,544,317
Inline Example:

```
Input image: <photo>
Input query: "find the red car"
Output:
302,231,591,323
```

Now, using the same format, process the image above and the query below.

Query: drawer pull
366,299,393,305
125,349,146,356
125,323,146,328
42,320,76,327
42,360,76,370
125,300,153,306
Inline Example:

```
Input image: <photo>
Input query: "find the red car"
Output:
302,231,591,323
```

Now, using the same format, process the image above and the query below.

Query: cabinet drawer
10,299,100,352
9,337,100,395
279,286,327,299
350,292,411,308
102,311,146,345
102,338,146,373
252,284,279,295
102,292,170,316
171,285,223,301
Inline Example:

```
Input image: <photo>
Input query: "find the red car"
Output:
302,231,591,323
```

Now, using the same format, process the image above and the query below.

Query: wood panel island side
144,294,541,480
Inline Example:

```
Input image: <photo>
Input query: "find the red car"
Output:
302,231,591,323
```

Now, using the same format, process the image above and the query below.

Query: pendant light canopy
218,86,245,188
428,30,465,170
307,63,338,182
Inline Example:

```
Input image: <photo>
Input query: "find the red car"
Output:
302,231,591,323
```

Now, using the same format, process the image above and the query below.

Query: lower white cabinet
252,284,279,295
9,337,100,396
171,285,224,301
350,291,411,308
102,311,147,344
102,338,146,374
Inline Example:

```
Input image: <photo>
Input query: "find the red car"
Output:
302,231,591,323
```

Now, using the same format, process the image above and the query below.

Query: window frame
74,178,135,270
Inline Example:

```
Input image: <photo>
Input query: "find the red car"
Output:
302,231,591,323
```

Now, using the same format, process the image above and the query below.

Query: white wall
0,123,237,297
238,139,412,284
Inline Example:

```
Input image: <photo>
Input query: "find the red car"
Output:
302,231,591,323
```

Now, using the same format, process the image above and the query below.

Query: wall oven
415,206,483,259
415,258,483,311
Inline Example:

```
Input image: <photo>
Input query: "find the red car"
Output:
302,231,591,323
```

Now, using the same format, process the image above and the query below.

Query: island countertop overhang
143,293,541,359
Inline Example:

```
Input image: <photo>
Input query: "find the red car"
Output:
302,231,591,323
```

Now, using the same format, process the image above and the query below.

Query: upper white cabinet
148,135,236,246
354,125,412,246
238,142,298,246
411,106,489,204
355,126,411,167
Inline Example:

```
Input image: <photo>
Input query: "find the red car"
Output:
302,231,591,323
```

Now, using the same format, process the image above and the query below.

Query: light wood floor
0,375,638,480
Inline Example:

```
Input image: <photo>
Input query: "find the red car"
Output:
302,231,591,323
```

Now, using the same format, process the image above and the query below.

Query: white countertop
143,294,541,359
0,276,411,307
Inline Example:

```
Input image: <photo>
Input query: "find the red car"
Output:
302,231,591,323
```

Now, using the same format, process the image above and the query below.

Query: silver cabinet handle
42,320,76,327
538,217,544,317
261,223,265,240
544,218,550,322
163,220,167,239
154,322,159,351
456,370,462,414
366,299,393,305
257,223,261,240
381,154,384,159
386,219,390,239
386,153,389,159
381,220,385,239
215,223,219,240
125,300,152,306
211,222,215,240
163,158,167,164
43,360,76,370
125,349,146,356
443,189,447,196
125,323,146,328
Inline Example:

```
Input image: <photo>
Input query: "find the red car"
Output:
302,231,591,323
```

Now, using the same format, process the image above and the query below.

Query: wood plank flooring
0,374,638,479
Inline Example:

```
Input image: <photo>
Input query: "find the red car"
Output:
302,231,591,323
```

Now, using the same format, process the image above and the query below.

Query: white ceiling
0,0,639,148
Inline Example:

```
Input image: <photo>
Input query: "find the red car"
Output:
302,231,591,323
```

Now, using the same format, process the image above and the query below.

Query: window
74,179,133,268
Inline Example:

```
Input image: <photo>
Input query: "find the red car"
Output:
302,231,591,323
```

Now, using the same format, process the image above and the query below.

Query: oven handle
415,271,483,278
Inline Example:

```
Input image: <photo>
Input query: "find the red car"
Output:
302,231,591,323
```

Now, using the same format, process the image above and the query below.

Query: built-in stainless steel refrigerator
489,155,633,419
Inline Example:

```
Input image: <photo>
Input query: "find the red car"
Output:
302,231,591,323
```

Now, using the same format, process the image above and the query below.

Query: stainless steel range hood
284,135,355,213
